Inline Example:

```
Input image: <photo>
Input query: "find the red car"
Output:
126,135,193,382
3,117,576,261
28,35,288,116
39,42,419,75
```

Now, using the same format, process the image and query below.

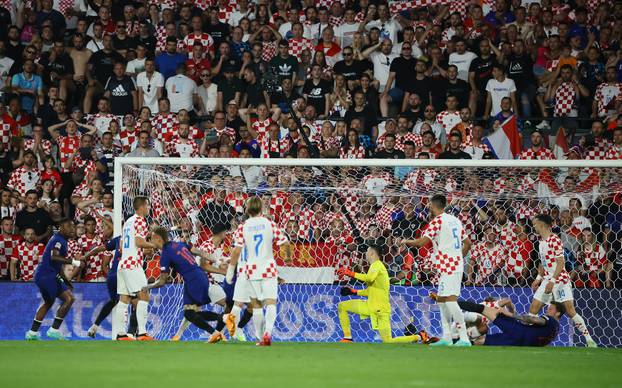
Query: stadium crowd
0,0,621,289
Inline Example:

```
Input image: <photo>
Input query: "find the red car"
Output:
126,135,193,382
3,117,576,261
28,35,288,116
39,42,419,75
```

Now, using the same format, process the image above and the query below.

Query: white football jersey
119,214,148,270
234,216,288,280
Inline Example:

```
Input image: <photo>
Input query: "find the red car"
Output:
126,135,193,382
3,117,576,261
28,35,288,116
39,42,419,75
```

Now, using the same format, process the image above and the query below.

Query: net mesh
120,160,622,346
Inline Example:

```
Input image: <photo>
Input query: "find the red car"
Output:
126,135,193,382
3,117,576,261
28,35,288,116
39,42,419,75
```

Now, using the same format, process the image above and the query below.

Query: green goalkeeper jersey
353,260,391,315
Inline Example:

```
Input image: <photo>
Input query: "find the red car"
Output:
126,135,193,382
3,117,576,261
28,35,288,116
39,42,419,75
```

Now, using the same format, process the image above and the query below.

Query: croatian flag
482,115,522,159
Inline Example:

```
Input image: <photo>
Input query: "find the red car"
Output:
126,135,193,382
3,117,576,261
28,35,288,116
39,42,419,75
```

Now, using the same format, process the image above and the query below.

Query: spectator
104,62,137,116
85,34,124,113
156,37,187,80
439,132,472,160
164,63,201,115
11,59,43,115
0,216,21,280
136,58,165,114
484,64,518,119
15,190,53,242
449,38,477,83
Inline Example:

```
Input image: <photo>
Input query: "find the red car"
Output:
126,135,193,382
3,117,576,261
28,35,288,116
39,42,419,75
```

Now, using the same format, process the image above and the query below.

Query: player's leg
182,305,217,334
377,313,421,344
89,275,119,338
529,279,551,315
113,269,134,340
433,272,469,346
46,289,76,340
260,278,279,344
208,283,234,337
337,299,369,342
133,267,152,340
171,318,192,341
27,297,54,340
555,283,597,347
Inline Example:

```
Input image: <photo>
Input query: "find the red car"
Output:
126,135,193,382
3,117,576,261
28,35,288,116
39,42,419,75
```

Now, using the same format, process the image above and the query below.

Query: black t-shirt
271,90,302,113
0,150,14,185
197,201,235,230
506,54,534,91
5,41,24,62
374,148,405,159
137,35,157,56
269,55,299,80
438,150,472,159
469,55,497,91
16,208,53,236
0,7,12,41
104,75,136,115
402,108,424,124
112,35,137,52
333,60,365,81
302,79,332,115
405,76,434,105
344,107,377,137
244,80,267,108
88,49,125,85
205,22,230,47
217,77,243,107
41,52,74,78
441,78,470,110
390,56,418,90
392,216,423,239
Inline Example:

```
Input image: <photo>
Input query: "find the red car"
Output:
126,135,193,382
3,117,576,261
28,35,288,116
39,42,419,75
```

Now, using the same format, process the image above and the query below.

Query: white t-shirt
229,9,254,27
0,56,15,90
233,216,288,280
126,58,146,75
86,38,104,53
136,71,165,113
334,22,360,48
198,83,218,114
485,77,517,116
166,75,197,113
370,51,397,92
448,51,477,82
366,18,402,45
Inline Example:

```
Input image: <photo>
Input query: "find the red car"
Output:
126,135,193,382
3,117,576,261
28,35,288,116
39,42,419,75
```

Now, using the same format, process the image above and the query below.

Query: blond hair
245,196,263,217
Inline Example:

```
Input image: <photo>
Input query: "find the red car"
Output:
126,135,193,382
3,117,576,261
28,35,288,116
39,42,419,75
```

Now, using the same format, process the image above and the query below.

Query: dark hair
152,226,169,243
534,213,554,226
83,215,96,224
211,223,228,235
25,189,39,198
367,244,383,257
133,196,149,211
430,194,447,209
551,301,566,317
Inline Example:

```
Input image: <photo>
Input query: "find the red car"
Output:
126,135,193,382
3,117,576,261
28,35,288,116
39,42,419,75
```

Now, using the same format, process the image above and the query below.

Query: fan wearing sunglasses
7,150,40,199
136,58,164,113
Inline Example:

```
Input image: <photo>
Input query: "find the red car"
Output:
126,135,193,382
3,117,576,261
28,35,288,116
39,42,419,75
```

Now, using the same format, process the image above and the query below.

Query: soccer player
529,214,597,347
112,196,157,341
337,245,424,344
226,196,292,346
400,194,472,346
26,219,80,340
457,299,563,346
145,226,233,343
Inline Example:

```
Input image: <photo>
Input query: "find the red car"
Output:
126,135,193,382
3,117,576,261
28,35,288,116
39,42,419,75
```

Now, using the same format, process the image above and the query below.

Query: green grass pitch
0,341,620,388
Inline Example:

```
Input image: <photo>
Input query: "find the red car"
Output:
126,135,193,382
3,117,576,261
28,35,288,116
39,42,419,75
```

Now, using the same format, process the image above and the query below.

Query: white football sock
174,318,191,338
113,302,128,337
446,301,469,342
438,303,452,342
571,314,593,341
252,308,264,338
264,304,276,336
136,300,149,335
231,305,242,327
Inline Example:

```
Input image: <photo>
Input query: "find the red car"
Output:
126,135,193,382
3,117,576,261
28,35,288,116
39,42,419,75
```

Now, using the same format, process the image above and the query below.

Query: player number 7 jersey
119,215,148,270
423,213,465,275
234,216,288,280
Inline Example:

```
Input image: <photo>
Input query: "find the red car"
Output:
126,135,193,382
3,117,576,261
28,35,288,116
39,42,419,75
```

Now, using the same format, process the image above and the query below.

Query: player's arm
51,248,83,267
462,237,471,257
84,244,108,275
337,266,379,284
199,258,226,275
531,264,545,290
136,236,157,250
544,255,565,293
513,313,546,326
143,271,168,291
190,247,217,263
226,246,242,283
401,236,431,248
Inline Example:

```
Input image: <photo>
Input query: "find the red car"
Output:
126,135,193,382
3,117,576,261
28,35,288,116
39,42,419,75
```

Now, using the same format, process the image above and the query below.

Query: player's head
245,196,263,217
366,244,383,262
58,218,76,239
548,302,566,320
429,194,447,216
532,214,553,235
133,196,150,217
150,226,169,249
211,223,228,241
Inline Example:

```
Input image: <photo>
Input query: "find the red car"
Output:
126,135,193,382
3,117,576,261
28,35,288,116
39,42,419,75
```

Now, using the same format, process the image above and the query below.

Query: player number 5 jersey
119,215,148,270
234,216,288,280
423,213,465,275
538,234,570,285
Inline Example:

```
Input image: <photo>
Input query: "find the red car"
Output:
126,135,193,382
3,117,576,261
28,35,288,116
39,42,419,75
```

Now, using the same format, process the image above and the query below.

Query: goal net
114,158,622,347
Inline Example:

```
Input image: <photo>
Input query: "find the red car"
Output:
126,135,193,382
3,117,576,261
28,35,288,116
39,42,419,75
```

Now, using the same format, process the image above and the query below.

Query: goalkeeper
337,245,427,344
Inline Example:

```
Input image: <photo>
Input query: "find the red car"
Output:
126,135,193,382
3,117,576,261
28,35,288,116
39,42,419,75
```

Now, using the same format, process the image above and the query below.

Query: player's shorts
208,283,226,304
437,271,463,297
483,315,524,346
35,272,68,304
117,267,148,296
222,279,235,305
232,274,252,304
183,273,211,306
533,278,574,304
248,277,278,301
106,272,118,301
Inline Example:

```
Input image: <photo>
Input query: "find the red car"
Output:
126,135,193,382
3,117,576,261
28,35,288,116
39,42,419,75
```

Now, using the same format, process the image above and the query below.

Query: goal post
113,156,622,345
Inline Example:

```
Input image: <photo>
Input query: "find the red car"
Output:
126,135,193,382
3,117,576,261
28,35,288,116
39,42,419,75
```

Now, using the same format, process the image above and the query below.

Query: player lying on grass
26,219,81,340
144,226,235,343
456,299,563,346
337,244,426,344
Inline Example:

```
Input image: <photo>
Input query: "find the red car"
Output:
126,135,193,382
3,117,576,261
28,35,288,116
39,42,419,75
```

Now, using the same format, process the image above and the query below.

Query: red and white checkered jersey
554,81,577,117
269,191,289,222
504,247,525,278
79,233,104,281
605,145,622,160
183,32,214,55
375,204,396,231
496,221,517,248
234,216,288,280
261,41,278,62
0,234,22,277
423,213,465,275
219,5,235,24
211,126,236,140
252,118,272,143
11,241,44,281
56,135,81,173
24,139,53,157
470,242,504,285
119,214,149,270
538,234,570,285
403,169,438,193
288,38,314,62
7,167,40,196
339,145,366,159
458,211,477,243
518,147,556,160
117,129,137,153
152,112,180,141
313,135,341,153
199,238,216,255
164,138,200,157
594,82,622,117
0,122,12,148
436,111,461,133
225,192,249,214
579,244,607,273
584,137,612,160
397,132,423,149
279,207,316,240
362,173,392,196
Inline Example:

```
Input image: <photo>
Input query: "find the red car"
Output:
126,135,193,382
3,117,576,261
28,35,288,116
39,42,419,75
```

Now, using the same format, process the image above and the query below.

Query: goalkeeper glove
340,287,358,296
337,268,355,278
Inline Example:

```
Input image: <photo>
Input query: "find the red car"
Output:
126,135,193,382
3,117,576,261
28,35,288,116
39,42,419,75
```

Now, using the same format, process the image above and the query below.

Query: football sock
94,300,117,326
136,300,149,335
30,319,42,332
572,314,593,341
438,303,453,342
52,317,64,330
239,308,253,329
230,305,242,327
184,310,214,334
446,301,469,342
174,318,192,338
264,304,276,335
128,306,138,335
252,308,264,337
114,302,129,336
457,300,485,314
